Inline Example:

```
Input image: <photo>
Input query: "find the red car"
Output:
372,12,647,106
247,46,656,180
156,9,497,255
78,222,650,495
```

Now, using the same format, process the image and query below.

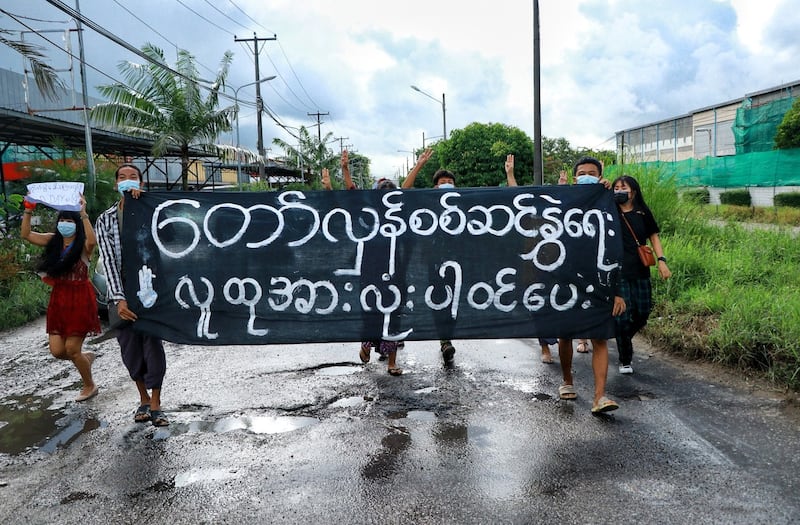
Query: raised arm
20,198,52,247
79,194,96,258
401,148,433,189
341,150,355,190
321,168,332,190
505,154,517,187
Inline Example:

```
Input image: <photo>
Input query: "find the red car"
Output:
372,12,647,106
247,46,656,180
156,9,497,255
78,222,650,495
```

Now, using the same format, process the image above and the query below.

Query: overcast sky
1,0,798,178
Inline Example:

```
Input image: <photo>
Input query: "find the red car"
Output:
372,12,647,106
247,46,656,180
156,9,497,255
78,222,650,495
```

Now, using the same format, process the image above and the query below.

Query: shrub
682,188,710,204
774,192,800,208
719,189,751,206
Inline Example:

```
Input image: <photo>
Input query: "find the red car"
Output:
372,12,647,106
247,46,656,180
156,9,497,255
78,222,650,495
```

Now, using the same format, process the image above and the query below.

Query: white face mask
117,179,140,195
576,175,599,185
57,221,77,237
438,183,455,189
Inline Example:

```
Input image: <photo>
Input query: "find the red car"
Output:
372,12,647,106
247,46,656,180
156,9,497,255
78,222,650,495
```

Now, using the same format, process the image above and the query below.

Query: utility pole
75,0,96,202
335,136,349,154
234,32,276,177
532,0,543,184
308,111,329,142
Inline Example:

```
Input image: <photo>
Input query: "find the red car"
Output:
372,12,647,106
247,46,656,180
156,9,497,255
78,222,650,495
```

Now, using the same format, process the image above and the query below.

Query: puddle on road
315,366,360,376
330,396,366,408
0,395,103,455
181,414,319,435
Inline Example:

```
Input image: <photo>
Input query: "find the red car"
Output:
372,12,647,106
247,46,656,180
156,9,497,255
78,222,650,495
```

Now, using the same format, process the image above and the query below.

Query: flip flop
591,396,620,414
541,354,554,364
558,384,577,400
576,341,590,353
387,367,403,376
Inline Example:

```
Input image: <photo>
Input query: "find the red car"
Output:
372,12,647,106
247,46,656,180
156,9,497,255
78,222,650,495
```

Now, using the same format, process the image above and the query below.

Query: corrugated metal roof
0,68,211,158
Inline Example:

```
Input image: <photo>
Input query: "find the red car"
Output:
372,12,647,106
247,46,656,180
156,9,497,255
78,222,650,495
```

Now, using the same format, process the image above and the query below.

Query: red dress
45,256,102,337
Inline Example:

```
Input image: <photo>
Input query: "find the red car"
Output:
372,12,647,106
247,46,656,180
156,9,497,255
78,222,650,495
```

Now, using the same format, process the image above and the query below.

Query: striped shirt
95,203,125,303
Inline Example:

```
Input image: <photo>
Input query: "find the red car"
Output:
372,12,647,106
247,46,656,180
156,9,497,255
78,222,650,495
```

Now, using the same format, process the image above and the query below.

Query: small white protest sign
26,182,84,211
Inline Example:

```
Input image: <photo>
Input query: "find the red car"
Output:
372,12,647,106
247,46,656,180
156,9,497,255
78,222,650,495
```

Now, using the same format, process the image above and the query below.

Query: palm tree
0,27,65,100
272,126,338,186
91,43,233,190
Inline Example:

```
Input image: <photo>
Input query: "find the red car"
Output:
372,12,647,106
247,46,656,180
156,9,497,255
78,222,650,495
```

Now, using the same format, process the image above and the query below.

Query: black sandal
150,409,170,427
134,404,151,423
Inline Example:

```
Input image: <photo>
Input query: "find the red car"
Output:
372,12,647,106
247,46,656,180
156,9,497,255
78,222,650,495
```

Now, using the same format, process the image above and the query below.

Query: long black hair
612,175,654,216
36,210,86,277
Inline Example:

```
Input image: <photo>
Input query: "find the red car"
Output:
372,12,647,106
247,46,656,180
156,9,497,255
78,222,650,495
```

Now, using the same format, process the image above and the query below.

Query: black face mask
614,191,630,204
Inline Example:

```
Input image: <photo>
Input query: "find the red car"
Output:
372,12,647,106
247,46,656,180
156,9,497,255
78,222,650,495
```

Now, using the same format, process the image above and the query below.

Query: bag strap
620,211,643,247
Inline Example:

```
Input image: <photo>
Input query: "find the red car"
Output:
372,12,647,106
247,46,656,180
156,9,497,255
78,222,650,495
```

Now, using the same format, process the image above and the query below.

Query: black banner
121,185,622,345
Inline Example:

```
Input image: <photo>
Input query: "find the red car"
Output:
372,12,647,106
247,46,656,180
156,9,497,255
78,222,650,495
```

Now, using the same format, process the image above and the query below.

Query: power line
173,0,235,36
276,40,320,111
202,0,250,32
110,0,218,78
44,0,204,88
227,0,271,33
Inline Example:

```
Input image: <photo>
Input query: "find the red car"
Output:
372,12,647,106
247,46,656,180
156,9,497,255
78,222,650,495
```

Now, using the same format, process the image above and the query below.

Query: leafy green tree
272,126,340,187
775,96,800,149
91,43,233,190
408,122,533,188
542,139,616,181
0,22,65,100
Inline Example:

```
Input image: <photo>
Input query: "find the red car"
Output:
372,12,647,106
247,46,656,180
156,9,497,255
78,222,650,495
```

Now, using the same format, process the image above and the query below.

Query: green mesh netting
733,97,795,154
606,149,800,188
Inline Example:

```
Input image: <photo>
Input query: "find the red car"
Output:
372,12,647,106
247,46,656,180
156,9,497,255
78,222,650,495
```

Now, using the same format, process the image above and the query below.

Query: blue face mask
438,183,455,189
117,179,140,195
57,221,77,237
576,175,599,185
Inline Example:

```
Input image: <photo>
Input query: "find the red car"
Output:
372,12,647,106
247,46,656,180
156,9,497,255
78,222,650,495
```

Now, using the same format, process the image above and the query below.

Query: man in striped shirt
96,164,169,427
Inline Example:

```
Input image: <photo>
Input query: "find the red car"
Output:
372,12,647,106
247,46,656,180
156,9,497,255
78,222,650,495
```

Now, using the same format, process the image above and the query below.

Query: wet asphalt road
1,317,799,525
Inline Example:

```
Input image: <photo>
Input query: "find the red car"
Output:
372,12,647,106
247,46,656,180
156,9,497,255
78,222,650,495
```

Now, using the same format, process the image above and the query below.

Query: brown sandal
388,367,403,376
359,343,371,363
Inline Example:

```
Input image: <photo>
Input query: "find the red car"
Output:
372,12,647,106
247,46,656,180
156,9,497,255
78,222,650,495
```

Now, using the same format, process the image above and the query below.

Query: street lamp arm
411,84,447,140
411,85,440,104
234,75,277,184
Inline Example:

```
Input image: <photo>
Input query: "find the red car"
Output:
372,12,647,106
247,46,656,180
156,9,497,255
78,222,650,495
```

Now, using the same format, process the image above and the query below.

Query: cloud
1,0,798,178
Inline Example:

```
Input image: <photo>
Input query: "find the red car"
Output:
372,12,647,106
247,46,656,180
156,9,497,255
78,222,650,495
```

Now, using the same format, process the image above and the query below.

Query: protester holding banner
506,154,625,413
21,194,101,402
96,164,169,426
400,156,468,364
612,175,671,375
320,149,433,376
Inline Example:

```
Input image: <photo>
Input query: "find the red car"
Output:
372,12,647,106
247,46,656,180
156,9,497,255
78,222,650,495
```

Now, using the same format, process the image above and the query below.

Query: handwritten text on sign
122,185,622,345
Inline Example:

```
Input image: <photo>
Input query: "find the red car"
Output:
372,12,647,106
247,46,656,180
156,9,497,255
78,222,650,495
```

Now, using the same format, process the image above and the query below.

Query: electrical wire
227,0,272,33
202,0,249,32
110,0,219,79
173,0,235,36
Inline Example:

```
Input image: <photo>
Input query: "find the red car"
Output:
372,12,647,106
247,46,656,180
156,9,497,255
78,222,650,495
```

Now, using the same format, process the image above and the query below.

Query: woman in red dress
21,196,101,402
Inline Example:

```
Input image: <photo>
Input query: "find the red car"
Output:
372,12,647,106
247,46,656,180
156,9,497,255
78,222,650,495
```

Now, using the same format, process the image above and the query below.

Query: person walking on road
506,154,625,413
96,164,169,426
612,175,671,375
21,195,101,402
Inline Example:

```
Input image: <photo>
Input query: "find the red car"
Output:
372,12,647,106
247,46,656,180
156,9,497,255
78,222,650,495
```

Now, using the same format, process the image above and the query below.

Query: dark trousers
118,325,166,389
615,277,653,366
